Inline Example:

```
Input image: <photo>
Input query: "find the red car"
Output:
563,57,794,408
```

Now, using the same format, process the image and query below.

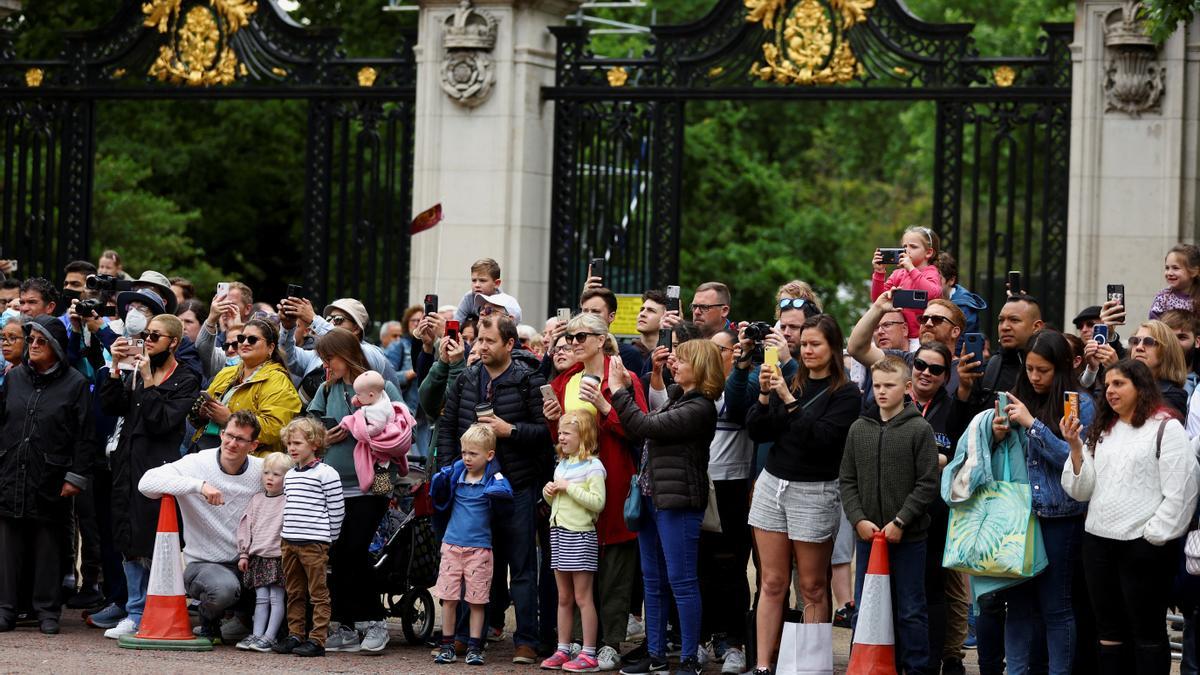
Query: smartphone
764,346,779,369
1008,270,1022,294
878,248,904,265
557,307,571,323
666,285,681,313
962,332,985,369
657,326,673,351
446,319,460,342
1064,391,1080,422
997,392,1010,421
216,282,230,298
539,384,555,401
285,284,304,300
891,289,929,310
589,258,605,281
1106,284,1125,307
423,293,438,317
1092,324,1109,345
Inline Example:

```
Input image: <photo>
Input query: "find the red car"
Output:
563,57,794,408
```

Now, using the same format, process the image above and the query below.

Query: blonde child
539,411,607,672
236,452,295,652
1150,244,1200,319
872,225,944,342
272,417,345,657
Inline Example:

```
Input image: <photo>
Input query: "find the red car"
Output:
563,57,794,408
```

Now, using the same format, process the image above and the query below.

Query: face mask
149,347,172,370
124,309,148,337
0,309,19,326
225,355,241,368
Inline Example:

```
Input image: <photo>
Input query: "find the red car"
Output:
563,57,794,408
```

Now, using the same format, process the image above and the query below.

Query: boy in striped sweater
272,417,345,658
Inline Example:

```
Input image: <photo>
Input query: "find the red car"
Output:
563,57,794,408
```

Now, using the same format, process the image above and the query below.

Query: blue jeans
457,486,539,647
1005,515,1081,675
638,497,702,660
853,538,931,675
123,558,151,624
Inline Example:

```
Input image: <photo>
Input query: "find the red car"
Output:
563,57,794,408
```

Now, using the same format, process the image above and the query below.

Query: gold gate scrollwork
744,0,874,85
142,0,258,86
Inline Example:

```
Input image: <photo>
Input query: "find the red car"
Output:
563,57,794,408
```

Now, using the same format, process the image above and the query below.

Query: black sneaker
674,655,701,675
751,669,772,675
273,635,303,654
620,655,669,674
833,602,854,629
38,618,59,635
293,639,325,657
433,643,457,664
0,617,13,633
197,619,224,645
621,640,649,665
941,657,967,675
465,647,485,666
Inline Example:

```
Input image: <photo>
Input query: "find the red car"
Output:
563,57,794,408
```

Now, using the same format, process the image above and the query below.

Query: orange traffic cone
846,531,897,675
118,494,212,651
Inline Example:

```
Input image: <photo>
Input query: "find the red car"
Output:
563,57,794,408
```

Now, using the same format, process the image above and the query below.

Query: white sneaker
325,624,362,652
360,620,390,653
596,644,620,671
625,615,646,641
103,617,138,639
721,646,747,674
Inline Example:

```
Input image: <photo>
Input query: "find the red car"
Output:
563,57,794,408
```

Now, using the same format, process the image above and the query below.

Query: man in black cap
0,315,95,635
1072,305,1102,343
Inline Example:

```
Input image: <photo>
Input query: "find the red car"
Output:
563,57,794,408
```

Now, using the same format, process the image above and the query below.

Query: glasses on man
912,358,948,377
876,320,907,331
917,315,955,328
220,429,255,445
26,336,50,347
1127,336,1159,349
223,340,239,351
690,303,727,314
564,332,601,344
325,315,348,326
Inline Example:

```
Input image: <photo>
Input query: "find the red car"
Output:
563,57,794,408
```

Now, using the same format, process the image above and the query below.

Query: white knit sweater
1061,415,1199,545
138,449,265,564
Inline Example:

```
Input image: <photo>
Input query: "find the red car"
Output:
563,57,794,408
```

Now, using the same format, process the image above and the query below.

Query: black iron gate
545,0,1072,330
0,1,415,318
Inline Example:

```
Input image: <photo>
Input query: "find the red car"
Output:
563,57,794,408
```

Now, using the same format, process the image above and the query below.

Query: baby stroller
371,479,440,645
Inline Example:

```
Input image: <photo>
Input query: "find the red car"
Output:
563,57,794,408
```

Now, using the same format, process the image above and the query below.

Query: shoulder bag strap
1156,418,1168,459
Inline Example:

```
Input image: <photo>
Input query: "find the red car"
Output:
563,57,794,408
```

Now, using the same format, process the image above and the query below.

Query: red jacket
549,357,648,546
871,265,944,338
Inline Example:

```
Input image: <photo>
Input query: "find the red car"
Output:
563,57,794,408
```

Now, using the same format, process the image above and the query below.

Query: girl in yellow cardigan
541,411,607,672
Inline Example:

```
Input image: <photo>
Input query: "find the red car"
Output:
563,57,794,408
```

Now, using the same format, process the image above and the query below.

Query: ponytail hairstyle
1167,243,1200,313
904,225,940,259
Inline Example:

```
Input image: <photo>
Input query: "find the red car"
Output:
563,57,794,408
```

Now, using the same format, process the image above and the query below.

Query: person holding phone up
871,226,944,344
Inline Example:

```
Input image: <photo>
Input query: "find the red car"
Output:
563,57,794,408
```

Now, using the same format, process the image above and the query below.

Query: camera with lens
76,298,116,319
743,321,774,343
85,274,133,292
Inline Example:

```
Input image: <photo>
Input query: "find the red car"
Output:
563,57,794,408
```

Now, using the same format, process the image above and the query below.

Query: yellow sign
610,294,644,338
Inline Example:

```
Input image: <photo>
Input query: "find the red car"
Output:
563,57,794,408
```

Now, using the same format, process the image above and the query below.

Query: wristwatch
892,517,905,530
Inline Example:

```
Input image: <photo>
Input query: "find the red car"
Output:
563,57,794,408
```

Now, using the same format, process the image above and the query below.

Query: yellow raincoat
204,360,301,456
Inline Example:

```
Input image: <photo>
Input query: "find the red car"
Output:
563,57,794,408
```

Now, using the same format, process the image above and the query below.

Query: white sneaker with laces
103,617,138,639
325,624,362,652
721,646,747,674
596,644,620,671
360,620,390,653
625,615,646,641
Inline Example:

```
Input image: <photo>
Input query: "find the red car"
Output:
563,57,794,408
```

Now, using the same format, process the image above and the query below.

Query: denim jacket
1025,393,1095,518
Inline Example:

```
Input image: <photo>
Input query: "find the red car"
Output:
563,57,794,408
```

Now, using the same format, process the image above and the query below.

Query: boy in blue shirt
429,424,513,666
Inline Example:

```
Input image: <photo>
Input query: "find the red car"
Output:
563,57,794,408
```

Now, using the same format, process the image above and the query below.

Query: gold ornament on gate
143,0,258,87
745,0,874,86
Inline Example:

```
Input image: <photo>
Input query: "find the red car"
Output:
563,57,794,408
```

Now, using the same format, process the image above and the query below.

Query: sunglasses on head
912,357,948,376
1127,336,1159,349
564,332,601,344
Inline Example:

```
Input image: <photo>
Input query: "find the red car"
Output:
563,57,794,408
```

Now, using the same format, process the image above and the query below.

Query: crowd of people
0,232,1199,675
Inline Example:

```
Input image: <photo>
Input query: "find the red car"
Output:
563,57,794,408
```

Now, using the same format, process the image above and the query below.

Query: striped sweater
282,461,345,543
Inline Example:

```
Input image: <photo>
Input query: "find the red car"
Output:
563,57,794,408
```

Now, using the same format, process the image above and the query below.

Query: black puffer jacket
99,363,200,558
437,351,551,489
612,385,717,511
0,322,95,522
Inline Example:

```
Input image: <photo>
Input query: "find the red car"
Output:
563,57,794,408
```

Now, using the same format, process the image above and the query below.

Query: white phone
216,282,231,297
539,384,555,400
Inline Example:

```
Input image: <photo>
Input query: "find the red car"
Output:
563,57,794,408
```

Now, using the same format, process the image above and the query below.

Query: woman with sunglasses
543,312,648,670
1127,320,1189,418
196,318,301,456
0,315,24,385
99,314,200,639
983,329,1095,674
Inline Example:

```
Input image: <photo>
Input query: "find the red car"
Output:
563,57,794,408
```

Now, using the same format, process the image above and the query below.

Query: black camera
85,274,133,292
76,299,116,318
743,321,774,342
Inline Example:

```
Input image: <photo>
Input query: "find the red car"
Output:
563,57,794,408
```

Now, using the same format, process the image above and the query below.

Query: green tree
1140,0,1197,43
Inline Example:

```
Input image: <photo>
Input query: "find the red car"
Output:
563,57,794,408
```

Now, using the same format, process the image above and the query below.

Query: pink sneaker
562,653,600,673
541,650,572,670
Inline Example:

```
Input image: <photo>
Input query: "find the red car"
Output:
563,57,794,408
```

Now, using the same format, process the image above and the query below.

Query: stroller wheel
400,588,436,645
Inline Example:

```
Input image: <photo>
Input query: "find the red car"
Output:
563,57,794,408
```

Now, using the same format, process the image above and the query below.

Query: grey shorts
748,471,841,543
831,510,854,565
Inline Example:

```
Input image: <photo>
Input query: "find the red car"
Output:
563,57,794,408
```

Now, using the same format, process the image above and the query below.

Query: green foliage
1139,0,1198,44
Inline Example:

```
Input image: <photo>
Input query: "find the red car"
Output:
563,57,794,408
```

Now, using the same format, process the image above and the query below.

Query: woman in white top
1062,359,1199,675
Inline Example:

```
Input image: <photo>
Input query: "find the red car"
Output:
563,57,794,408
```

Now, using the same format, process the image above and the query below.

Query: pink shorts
433,543,493,605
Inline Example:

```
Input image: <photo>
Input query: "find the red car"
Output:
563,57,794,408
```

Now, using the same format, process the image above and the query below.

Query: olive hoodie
839,402,940,541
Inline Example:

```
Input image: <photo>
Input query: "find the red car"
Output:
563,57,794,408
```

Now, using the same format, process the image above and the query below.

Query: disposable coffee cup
580,374,601,400
474,402,494,419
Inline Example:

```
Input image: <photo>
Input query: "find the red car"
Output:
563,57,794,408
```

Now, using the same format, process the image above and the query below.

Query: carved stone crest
1103,1,1164,117
441,0,499,107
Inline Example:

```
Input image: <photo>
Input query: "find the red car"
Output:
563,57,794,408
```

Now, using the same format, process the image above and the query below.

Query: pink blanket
340,401,416,493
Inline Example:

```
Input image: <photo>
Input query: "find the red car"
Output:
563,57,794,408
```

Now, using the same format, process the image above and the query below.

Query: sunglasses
235,334,262,346
913,358,948,376
27,335,50,347
917,315,955,327
564,332,601,344
142,331,168,344
778,298,808,311
325,315,348,326
1127,336,1159,349
223,340,239,350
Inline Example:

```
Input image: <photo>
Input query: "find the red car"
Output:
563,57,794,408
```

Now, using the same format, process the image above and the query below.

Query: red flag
410,203,443,235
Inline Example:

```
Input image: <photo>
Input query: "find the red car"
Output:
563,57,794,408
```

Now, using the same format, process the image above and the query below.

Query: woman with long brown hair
1063,359,1199,674
307,327,405,654
744,314,860,675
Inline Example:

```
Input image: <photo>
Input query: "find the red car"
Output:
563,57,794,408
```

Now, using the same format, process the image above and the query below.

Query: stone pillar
1067,1,1200,323
409,0,574,325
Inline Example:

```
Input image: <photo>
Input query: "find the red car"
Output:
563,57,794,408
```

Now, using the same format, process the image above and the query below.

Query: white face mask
124,309,148,337
225,355,241,367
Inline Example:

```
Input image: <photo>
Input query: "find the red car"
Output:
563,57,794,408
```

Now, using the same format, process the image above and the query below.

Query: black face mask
149,341,175,370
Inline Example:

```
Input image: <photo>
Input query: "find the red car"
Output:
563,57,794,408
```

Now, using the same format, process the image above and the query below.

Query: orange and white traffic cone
846,531,897,675
118,494,212,651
